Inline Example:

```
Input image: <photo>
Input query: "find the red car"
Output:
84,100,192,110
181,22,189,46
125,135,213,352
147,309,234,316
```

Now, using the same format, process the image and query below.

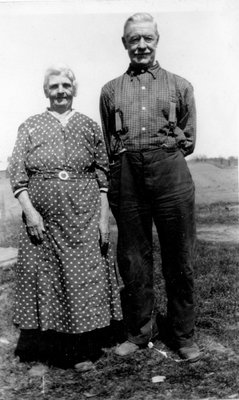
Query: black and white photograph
0,0,238,399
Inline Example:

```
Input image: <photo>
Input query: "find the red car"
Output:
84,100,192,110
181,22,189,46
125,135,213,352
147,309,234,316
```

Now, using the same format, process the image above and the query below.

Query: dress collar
46,109,76,127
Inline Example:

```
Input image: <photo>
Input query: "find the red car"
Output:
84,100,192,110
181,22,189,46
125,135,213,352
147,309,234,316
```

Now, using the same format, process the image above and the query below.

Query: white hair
43,64,78,97
123,12,159,39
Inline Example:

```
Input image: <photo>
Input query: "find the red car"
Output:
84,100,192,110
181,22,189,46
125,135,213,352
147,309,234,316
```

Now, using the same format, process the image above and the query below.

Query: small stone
0,337,10,345
28,364,48,377
74,361,94,372
152,375,166,383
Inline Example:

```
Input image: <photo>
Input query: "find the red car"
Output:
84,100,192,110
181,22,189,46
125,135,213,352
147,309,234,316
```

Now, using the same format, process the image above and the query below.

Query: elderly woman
9,65,122,368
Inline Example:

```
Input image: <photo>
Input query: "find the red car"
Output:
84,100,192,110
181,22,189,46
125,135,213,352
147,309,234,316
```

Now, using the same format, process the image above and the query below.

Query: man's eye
144,37,154,42
49,85,58,90
129,37,139,44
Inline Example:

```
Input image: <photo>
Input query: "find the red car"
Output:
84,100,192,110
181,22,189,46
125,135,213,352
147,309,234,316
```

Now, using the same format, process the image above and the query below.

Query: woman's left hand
99,218,110,246
99,218,110,253
99,191,110,254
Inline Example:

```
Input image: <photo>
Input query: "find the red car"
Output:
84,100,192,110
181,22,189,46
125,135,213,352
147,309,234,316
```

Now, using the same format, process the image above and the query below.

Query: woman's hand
99,191,110,254
99,217,110,248
25,208,45,242
17,190,45,242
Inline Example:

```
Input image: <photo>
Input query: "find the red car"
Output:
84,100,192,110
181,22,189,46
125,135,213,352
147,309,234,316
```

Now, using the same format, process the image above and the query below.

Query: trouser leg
154,198,196,347
108,153,155,345
148,149,196,347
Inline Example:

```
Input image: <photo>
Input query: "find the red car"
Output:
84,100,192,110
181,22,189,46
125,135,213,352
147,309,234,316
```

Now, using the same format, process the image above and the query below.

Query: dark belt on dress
30,170,96,181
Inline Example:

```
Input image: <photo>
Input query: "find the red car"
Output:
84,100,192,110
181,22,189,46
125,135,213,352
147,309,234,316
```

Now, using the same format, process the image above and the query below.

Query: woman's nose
57,84,64,93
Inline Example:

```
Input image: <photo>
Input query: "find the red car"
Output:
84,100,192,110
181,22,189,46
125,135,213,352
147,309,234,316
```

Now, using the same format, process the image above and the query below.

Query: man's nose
138,37,147,49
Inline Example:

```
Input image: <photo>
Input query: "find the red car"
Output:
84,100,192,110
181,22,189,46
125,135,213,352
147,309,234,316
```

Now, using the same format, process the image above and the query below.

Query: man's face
122,21,159,68
47,73,74,113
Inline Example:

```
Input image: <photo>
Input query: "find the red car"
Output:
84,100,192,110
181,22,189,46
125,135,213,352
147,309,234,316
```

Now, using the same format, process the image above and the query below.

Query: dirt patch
111,223,239,244
197,224,239,243
0,247,18,267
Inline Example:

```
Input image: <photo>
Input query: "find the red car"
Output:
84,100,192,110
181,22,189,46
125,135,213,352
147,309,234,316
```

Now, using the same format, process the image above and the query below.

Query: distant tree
191,155,237,168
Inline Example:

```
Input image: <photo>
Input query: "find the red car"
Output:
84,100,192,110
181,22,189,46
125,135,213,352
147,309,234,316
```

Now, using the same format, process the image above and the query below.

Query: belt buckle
58,170,69,180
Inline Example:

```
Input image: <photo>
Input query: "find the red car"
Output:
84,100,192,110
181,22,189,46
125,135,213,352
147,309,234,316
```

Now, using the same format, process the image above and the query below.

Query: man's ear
122,36,127,50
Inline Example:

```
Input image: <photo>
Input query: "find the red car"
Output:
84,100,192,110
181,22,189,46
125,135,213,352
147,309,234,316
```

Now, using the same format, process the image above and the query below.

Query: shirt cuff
100,188,108,193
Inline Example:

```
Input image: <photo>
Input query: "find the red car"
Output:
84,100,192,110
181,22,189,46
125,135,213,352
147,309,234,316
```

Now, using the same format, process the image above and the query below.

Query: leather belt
30,170,96,181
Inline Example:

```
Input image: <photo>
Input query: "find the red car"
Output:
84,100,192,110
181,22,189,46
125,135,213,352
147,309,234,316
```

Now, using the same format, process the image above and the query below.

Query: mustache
134,50,151,55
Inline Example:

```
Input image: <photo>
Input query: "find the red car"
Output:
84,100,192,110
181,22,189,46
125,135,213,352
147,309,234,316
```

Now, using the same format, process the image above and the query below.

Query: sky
0,0,239,169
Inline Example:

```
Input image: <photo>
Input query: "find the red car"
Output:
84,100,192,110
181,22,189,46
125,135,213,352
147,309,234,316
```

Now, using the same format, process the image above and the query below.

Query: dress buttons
142,107,146,111
141,86,146,90
142,127,146,131
141,69,145,73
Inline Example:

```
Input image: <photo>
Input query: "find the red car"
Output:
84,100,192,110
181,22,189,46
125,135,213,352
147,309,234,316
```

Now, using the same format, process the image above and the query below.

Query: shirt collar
126,61,161,80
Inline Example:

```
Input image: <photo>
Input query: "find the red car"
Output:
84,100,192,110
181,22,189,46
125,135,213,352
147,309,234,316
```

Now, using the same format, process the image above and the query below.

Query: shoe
114,341,139,356
178,343,202,363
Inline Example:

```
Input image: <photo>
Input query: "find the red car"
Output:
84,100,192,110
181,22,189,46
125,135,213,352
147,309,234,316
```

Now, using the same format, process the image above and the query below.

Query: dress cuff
14,187,28,198
100,188,108,193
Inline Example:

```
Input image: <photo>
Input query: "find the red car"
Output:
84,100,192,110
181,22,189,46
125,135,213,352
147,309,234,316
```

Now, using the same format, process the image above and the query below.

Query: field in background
1,160,237,247
188,161,238,204
1,160,238,215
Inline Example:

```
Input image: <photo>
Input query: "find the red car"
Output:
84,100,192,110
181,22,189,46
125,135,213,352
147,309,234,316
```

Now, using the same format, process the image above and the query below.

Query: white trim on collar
47,109,76,127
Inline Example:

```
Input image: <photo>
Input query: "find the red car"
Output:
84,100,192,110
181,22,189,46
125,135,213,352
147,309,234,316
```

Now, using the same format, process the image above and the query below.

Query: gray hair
43,64,78,97
123,13,159,39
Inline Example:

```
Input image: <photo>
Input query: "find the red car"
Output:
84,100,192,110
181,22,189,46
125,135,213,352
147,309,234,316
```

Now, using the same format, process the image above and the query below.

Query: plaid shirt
100,62,196,158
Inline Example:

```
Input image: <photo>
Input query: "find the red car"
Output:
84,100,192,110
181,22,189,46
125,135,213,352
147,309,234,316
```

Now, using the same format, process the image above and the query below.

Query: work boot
178,343,202,363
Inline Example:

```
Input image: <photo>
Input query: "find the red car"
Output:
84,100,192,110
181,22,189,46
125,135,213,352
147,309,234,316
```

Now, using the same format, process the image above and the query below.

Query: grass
0,215,21,247
0,201,239,399
195,202,239,225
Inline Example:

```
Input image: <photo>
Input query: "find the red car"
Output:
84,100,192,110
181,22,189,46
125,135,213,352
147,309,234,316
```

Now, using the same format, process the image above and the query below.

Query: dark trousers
108,148,196,347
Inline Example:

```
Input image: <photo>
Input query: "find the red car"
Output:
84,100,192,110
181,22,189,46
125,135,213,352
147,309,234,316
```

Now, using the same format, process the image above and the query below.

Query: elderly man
100,13,201,362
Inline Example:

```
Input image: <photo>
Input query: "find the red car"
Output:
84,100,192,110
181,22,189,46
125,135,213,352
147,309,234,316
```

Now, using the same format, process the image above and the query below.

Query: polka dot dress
10,111,122,334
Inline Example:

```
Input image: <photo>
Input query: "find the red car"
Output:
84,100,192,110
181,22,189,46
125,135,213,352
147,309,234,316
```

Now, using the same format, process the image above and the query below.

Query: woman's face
47,73,74,113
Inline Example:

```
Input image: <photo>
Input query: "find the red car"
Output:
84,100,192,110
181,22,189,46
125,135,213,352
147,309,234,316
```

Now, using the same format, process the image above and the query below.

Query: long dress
10,110,122,339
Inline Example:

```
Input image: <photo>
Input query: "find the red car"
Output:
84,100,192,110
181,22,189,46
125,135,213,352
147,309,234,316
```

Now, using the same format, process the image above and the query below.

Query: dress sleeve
93,122,109,190
9,122,31,197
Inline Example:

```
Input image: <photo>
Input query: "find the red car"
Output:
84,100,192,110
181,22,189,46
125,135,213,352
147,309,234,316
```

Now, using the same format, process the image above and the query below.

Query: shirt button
142,106,146,110
141,86,146,90
142,127,146,131
141,69,145,73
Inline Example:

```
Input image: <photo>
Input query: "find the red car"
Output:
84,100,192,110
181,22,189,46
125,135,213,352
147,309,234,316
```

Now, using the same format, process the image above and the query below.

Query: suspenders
114,69,178,150
113,74,128,155
166,70,177,134
115,74,125,134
